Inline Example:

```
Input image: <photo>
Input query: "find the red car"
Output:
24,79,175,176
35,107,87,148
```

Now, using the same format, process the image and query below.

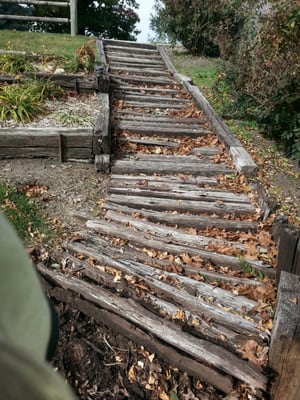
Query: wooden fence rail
0,0,77,35
0,0,69,6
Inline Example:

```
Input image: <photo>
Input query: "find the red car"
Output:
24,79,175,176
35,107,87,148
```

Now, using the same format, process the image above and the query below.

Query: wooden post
276,227,300,286
70,0,77,36
269,271,300,399
93,93,111,172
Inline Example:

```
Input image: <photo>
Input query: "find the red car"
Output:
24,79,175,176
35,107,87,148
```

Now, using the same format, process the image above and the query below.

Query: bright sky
135,0,156,43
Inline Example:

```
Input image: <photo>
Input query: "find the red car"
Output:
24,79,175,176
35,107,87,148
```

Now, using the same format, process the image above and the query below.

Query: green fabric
0,213,50,360
0,340,76,400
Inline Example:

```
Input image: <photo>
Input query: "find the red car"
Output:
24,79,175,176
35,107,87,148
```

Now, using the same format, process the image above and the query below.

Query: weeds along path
39,39,278,398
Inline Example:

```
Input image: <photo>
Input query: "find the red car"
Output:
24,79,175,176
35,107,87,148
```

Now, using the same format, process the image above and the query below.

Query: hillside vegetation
152,0,300,161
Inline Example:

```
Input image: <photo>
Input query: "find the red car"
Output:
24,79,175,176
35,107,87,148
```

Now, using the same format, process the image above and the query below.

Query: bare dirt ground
51,300,226,400
0,158,109,232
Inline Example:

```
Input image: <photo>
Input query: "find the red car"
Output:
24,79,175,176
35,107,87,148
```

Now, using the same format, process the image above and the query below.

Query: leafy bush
35,79,64,101
219,0,300,161
152,0,300,160
151,0,221,55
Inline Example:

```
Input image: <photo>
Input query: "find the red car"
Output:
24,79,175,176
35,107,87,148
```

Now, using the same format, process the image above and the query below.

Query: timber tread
40,39,277,397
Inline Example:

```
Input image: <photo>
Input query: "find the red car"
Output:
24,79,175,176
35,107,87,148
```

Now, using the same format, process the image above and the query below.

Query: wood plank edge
39,266,233,394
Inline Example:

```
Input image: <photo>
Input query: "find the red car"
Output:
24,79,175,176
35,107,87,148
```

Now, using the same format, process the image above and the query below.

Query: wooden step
112,113,206,125
107,55,165,66
109,73,174,86
104,202,258,232
115,121,210,137
109,66,169,76
105,193,256,216
111,158,233,176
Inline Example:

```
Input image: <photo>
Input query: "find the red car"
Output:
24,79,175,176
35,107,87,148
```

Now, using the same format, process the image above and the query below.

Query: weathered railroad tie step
110,173,218,186
111,158,233,175
105,193,256,216
112,113,207,125
111,86,183,95
109,66,170,76
117,138,221,157
109,73,174,85
114,122,210,137
104,209,246,250
108,176,252,204
104,202,258,232
39,262,267,394
119,100,191,110
114,94,190,103
85,215,275,277
105,44,159,54
106,52,164,64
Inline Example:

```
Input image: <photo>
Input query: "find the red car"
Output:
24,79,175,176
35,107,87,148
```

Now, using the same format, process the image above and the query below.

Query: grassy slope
0,29,96,58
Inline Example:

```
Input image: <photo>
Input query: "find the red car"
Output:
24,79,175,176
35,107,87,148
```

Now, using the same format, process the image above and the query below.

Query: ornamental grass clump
34,79,64,101
53,110,92,127
0,79,64,123
0,54,35,74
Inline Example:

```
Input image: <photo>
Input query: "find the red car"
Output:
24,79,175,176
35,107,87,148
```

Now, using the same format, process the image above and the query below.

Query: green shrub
151,0,221,56
53,110,92,127
219,0,300,161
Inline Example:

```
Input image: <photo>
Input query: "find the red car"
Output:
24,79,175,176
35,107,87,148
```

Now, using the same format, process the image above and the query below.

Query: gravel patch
0,92,100,129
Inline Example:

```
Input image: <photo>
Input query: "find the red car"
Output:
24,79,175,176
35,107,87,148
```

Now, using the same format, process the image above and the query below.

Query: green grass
0,183,50,244
168,48,219,89
0,30,98,74
168,48,259,143
0,29,96,59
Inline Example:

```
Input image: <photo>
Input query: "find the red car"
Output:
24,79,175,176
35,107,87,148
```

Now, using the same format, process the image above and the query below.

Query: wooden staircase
39,39,277,397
